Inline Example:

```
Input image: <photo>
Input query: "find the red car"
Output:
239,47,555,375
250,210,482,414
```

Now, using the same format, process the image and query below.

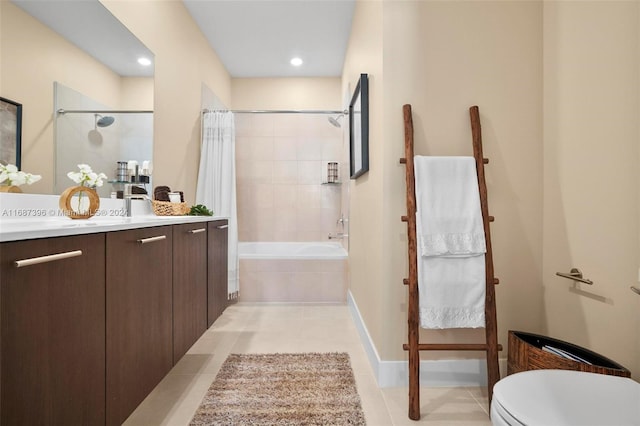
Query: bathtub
238,242,347,260
238,242,348,303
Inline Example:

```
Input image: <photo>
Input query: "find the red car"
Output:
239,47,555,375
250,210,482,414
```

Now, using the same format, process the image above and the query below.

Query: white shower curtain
196,111,239,297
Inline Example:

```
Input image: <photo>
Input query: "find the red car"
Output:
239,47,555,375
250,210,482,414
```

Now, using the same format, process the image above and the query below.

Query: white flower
0,163,41,186
67,164,107,188
67,171,82,184
24,173,41,185
9,172,26,186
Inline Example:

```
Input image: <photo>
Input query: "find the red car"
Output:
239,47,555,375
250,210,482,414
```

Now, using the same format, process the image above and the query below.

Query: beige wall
344,0,543,362
102,0,231,205
120,77,154,111
0,1,126,194
542,1,640,378
232,78,341,110
346,0,640,378
342,0,386,358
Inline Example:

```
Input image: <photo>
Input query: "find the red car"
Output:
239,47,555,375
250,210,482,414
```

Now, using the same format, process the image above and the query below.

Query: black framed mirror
349,73,369,179
0,96,22,169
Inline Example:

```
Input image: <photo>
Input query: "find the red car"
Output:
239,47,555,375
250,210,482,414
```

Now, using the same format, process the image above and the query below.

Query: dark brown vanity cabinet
106,226,173,426
0,233,106,425
172,223,208,362
0,218,226,425
207,219,229,327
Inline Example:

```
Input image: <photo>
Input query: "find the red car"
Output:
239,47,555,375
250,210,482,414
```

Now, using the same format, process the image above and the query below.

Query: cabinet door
207,220,228,327
172,223,207,363
0,234,106,425
106,226,173,426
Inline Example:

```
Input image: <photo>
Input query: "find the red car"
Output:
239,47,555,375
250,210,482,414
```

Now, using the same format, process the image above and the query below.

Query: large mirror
2,0,154,196
54,82,154,198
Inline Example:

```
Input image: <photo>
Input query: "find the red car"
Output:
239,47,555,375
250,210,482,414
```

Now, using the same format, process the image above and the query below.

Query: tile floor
123,304,492,425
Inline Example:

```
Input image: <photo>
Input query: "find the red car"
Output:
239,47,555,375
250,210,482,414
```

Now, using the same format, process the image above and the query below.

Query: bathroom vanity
0,206,229,425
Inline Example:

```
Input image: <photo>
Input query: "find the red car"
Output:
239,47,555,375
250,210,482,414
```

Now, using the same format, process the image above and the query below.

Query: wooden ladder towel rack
400,104,500,421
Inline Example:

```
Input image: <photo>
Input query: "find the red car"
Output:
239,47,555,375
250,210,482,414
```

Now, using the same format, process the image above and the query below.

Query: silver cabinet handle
555,268,593,285
136,235,167,244
15,250,83,268
216,224,229,229
631,286,640,296
188,228,206,234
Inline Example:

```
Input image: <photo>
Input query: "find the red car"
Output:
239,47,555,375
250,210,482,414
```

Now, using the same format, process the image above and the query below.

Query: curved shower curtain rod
57,108,153,114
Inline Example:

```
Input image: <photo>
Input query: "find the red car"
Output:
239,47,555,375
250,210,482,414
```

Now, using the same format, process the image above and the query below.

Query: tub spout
328,232,348,240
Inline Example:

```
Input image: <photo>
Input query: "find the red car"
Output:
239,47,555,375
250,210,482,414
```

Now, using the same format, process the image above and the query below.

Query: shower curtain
196,111,239,297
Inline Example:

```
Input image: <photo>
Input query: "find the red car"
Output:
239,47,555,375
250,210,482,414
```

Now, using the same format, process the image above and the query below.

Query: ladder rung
403,343,504,352
399,158,407,164
403,278,409,285
494,278,500,285
403,343,486,351
488,216,495,222
483,158,489,164
401,215,408,222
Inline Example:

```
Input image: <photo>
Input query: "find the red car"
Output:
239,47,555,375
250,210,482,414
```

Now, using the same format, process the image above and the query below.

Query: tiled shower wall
236,113,344,242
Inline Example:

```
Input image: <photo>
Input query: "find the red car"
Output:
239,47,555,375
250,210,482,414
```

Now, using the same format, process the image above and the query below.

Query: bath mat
190,352,367,425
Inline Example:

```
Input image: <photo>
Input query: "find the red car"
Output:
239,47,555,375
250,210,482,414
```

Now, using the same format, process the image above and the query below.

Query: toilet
491,369,640,425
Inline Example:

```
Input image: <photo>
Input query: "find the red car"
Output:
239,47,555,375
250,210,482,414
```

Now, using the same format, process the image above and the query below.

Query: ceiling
12,0,355,79
182,0,356,78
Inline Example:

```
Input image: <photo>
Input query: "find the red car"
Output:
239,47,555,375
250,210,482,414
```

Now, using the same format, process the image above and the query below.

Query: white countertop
0,193,227,242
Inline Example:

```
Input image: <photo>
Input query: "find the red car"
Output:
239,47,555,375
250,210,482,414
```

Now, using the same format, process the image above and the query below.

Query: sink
0,216,130,230
59,218,133,227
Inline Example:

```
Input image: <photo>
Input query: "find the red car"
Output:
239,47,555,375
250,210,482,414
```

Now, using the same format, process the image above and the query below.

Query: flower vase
59,186,100,219
0,185,22,193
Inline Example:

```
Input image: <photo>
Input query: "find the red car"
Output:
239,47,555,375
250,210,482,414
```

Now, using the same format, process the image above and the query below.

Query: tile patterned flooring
123,304,492,425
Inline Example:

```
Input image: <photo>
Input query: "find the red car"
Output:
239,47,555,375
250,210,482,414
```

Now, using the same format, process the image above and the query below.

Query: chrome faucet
330,214,348,239
123,183,150,217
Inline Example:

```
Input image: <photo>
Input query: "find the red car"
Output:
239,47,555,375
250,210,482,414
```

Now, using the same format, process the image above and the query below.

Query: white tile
296,137,323,161
272,161,298,184
273,137,299,161
236,136,274,161
297,161,322,184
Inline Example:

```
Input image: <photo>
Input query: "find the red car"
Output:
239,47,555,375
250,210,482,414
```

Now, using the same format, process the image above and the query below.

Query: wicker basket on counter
152,200,190,216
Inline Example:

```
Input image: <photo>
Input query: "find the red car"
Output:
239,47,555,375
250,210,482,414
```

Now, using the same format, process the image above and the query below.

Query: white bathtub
238,241,347,260
238,242,348,303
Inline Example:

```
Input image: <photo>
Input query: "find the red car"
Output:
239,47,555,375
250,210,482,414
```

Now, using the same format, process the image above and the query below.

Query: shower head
95,114,115,128
328,115,344,128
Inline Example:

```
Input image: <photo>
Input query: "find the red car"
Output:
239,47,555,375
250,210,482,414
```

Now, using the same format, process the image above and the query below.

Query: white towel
414,156,486,329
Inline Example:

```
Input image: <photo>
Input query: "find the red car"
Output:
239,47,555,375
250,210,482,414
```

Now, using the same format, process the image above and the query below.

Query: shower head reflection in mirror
89,114,116,144
95,114,115,128
328,110,348,128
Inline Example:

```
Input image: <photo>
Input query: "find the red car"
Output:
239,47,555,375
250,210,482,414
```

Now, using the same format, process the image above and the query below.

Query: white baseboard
347,290,507,388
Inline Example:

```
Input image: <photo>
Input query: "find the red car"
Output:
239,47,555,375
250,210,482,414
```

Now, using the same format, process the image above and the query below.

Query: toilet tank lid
493,370,640,426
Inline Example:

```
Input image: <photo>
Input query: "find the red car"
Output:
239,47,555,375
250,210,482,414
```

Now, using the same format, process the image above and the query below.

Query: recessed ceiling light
137,57,152,66
290,57,303,67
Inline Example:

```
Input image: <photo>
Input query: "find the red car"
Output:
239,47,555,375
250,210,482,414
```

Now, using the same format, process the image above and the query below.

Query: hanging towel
414,156,486,329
